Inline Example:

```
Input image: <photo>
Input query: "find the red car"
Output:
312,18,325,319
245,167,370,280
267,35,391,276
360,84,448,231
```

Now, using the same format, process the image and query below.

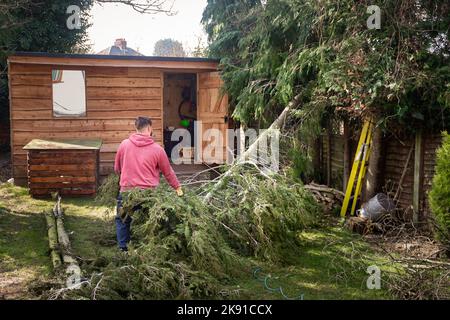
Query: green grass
0,183,116,299
0,183,396,300
227,226,393,300
56,198,117,261
0,186,52,299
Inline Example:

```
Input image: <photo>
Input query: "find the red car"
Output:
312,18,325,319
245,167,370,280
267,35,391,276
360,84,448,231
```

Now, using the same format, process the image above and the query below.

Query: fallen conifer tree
61,163,321,300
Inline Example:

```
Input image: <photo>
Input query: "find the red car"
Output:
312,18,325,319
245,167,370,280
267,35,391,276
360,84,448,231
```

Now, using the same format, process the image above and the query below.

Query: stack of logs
304,183,390,235
304,183,345,213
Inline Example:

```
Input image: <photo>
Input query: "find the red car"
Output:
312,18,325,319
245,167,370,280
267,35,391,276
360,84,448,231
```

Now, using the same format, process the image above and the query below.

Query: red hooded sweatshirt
114,133,180,192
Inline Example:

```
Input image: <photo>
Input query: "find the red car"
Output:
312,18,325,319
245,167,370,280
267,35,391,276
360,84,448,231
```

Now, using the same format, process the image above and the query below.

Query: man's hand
176,187,184,197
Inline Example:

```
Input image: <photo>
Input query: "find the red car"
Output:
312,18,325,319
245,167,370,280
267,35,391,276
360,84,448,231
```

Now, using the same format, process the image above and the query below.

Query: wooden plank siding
27,149,100,197
9,62,165,186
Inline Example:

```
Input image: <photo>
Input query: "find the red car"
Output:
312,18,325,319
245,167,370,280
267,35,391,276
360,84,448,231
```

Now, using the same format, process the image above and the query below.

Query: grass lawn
230,226,393,300
0,183,396,300
0,183,116,299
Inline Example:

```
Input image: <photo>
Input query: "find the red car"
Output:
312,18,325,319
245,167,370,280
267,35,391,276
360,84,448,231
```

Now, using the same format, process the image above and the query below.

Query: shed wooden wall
8,62,164,186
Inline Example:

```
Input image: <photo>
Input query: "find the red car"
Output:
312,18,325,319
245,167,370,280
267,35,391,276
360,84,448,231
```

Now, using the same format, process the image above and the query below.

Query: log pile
304,183,345,213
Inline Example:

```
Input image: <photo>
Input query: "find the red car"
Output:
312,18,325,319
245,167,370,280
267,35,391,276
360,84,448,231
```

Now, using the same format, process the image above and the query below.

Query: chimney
114,38,127,50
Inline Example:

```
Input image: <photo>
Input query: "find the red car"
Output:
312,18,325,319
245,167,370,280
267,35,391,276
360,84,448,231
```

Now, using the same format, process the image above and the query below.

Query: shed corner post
413,129,424,224
7,59,14,177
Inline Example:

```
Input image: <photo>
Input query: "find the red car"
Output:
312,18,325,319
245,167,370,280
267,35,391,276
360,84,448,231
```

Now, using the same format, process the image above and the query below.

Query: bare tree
153,38,185,57
0,0,39,30
96,0,176,15
0,0,176,31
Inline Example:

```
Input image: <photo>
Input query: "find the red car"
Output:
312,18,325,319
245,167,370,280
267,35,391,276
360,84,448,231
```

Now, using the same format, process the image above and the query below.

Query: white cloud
88,0,207,56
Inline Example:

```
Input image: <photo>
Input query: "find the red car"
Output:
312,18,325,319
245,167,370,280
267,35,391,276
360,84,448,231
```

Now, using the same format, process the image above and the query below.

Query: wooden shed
7,52,230,190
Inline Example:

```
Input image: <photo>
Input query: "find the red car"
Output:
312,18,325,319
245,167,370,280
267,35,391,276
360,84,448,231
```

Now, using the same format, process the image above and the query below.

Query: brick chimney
114,38,127,50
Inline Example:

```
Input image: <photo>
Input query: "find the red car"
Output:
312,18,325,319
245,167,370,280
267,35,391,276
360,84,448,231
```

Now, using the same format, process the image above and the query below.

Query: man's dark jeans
115,193,132,251
115,191,146,250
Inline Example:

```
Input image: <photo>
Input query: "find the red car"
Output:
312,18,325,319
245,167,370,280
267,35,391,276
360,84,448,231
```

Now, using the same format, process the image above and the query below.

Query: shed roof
9,52,220,71
10,51,219,63
23,139,103,150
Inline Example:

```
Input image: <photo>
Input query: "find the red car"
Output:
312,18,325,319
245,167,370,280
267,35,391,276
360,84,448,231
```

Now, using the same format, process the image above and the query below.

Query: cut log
45,212,62,269
54,196,80,271
304,184,345,198
56,217,70,250
50,250,62,269
304,183,345,213
45,195,79,272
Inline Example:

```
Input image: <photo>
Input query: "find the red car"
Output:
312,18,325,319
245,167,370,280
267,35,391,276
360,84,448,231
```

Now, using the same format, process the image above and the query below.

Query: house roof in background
97,46,144,56
96,38,144,56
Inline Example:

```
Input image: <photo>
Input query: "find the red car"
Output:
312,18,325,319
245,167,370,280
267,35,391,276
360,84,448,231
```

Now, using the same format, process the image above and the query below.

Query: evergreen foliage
429,132,450,243
202,0,450,132
71,165,321,299
0,0,93,142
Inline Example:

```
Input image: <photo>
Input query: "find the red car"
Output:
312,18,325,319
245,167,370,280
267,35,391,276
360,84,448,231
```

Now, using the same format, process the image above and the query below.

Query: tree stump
345,216,370,235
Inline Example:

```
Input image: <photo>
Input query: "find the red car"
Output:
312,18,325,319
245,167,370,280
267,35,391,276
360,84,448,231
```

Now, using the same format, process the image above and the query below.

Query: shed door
196,72,229,164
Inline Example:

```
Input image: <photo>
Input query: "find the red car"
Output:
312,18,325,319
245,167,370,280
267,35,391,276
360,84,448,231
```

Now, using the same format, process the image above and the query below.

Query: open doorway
163,73,197,161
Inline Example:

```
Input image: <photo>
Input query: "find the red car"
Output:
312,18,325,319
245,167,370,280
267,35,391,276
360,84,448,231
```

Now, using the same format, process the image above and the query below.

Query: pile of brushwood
64,164,321,300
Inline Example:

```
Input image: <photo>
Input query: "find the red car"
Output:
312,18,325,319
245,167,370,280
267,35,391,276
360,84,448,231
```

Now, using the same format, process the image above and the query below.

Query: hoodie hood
129,133,155,147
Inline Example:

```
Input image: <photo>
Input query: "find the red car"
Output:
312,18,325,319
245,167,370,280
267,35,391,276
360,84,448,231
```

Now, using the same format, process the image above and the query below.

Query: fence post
343,120,351,192
413,130,423,223
326,127,332,186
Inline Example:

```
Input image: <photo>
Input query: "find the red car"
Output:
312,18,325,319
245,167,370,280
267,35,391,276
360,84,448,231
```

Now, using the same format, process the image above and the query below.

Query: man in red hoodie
114,117,183,251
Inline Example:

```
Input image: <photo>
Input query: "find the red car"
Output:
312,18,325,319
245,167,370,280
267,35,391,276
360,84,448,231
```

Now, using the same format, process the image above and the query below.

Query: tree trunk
311,138,322,183
45,213,62,269
326,124,332,186
203,95,301,203
363,121,383,202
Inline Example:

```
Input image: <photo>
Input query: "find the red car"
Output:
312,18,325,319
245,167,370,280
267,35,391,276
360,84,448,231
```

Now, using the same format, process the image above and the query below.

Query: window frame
51,69,88,119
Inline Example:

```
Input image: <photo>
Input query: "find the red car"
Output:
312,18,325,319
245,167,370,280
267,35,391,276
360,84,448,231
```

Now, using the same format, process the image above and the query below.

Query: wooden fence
317,127,443,220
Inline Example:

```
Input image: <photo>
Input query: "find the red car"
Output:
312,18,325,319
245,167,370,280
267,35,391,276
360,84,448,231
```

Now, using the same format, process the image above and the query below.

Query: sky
88,0,208,56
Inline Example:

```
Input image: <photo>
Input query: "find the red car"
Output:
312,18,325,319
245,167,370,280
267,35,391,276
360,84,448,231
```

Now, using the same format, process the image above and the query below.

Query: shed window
52,70,86,117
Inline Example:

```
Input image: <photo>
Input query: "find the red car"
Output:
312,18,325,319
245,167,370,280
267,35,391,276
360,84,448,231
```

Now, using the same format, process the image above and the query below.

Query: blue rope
253,267,304,300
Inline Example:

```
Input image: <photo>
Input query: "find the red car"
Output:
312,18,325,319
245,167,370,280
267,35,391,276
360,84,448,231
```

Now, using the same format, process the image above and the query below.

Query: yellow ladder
340,121,373,217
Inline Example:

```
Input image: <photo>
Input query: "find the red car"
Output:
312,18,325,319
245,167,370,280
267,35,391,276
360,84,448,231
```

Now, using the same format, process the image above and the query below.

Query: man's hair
135,117,152,131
